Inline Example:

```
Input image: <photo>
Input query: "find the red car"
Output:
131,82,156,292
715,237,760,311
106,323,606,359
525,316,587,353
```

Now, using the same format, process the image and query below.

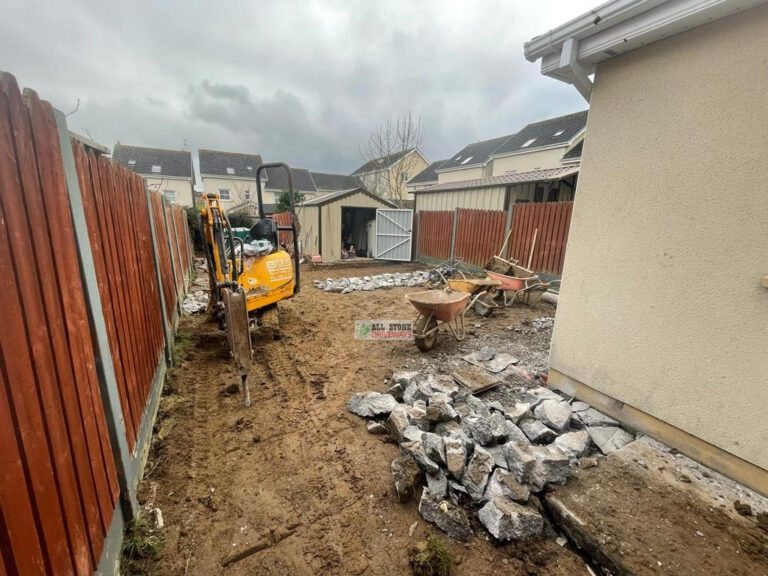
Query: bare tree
360,112,425,202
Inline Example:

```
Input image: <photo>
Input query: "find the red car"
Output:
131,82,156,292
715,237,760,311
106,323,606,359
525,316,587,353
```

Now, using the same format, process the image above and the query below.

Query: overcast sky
1,0,594,175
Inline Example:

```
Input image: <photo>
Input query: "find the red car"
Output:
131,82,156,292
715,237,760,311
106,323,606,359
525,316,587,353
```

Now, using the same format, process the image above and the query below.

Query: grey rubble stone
392,371,419,387
419,488,473,541
571,401,590,412
461,446,495,502
434,421,474,454
588,426,634,455
386,382,405,401
487,401,506,413
347,392,398,418
483,468,530,503
447,480,471,506
401,441,441,475
503,420,530,445
453,403,473,420
387,405,410,441
485,445,509,470
426,471,448,500
503,441,537,484
367,421,388,435
476,346,496,362
443,437,467,479
534,399,572,433
504,403,532,424
576,407,619,428
519,419,557,444
422,432,446,466
465,395,492,417
554,430,592,459
408,404,430,431
403,382,430,405
426,401,458,423
478,497,543,541
391,455,422,501
429,392,453,406
425,375,459,399
402,426,424,443
526,386,563,408
527,446,571,491
463,412,508,446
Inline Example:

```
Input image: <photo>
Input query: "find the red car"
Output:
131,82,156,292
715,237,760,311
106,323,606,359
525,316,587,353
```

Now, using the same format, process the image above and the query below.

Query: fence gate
374,209,413,261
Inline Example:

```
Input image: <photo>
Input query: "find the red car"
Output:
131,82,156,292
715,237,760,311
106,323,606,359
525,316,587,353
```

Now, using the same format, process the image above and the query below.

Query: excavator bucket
223,287,253,406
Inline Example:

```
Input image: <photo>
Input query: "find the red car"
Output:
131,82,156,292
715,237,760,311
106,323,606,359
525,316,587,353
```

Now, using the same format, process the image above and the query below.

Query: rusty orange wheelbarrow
406,288,488,351
485,268,560,306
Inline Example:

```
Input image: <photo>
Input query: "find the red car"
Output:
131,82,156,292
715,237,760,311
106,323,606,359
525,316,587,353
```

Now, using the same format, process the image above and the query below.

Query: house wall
201,176,272,210
319,191,391,261
297,205,319,255
360,151,429,201
415,186,506,212
489,146,568,176
549,4,768,476
436,166,484,184
143,177,194,207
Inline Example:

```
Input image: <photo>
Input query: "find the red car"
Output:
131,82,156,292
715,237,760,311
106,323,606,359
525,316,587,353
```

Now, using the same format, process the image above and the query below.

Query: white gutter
524,0,766,101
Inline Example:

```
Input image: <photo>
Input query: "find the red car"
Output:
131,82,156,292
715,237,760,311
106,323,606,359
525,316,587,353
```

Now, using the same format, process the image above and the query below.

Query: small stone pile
347,372,636,542
182,290,209,315
313,271,430,293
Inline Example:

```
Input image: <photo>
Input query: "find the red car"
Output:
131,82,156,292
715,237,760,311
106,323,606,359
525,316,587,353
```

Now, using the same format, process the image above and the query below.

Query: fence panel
509,202,573,275
416,210,453,261
271,211,294,249
151,193,178,322
0,73,118,575
453,209,507,267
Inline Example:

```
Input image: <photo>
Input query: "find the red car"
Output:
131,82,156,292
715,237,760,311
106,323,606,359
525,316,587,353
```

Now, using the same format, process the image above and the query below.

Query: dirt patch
132,263,585,575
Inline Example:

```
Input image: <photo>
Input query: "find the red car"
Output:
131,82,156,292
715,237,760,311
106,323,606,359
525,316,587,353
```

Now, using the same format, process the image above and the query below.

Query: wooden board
452,365,501,394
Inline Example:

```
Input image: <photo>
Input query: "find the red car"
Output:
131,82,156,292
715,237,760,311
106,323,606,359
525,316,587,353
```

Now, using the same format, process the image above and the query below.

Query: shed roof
492,111,587,157
199,149,263,178
413,166,579,194
408,159,447,184
113,144,193,179
438,135,514,171
561,140,583,163
301,187,398,208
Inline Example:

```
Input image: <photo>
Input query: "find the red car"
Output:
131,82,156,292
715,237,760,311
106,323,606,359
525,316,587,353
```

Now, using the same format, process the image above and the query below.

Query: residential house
263,166,318,209
434,135,513,183
310,171,362,195
526,0,768,494
199,149,264,210
112,144,194,206
406,159,447,194
350,148,429,201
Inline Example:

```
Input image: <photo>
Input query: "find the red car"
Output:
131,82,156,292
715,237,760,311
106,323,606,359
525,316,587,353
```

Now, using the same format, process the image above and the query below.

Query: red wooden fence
417,210,453,260
271,211,294,248
509,201,573,275
150,192,179,322
454,209,507,267
0,74,119,575
75,145,167,451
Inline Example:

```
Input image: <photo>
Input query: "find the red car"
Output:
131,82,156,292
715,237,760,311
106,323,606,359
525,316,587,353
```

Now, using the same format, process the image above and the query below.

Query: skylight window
554,130,565,136
226,167,235,174
460,156,473,164
521,138,537,148
454,155,462,161
128,159,136,165
151,165,161,173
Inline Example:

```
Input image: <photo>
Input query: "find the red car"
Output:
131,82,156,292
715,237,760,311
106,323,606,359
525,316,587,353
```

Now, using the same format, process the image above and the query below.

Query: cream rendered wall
415,186,506,212
297,205,319,255
549,4,768,470
392,152,428,200
320,192,390,261
144,177,194,207
201,176,274,210
490,147,568,176
436,166,484,184
360,151,429,200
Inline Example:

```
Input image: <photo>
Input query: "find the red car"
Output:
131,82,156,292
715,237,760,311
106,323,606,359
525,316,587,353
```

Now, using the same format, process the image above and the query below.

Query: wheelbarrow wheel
414,316,438,352
474,298,494,318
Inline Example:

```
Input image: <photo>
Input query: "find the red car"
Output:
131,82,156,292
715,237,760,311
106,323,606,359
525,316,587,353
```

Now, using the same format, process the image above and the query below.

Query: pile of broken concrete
347,372,635,542
313,271,430,293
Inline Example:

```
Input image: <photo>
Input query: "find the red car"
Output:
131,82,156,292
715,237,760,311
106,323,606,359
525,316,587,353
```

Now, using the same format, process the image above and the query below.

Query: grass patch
409,534,452,576
121,514,164,573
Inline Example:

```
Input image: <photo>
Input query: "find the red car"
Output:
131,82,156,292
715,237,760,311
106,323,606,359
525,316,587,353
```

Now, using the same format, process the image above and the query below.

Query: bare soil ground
134,263,585,575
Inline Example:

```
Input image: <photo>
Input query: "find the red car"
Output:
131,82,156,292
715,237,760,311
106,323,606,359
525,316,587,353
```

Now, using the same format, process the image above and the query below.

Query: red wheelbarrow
406,288,489,351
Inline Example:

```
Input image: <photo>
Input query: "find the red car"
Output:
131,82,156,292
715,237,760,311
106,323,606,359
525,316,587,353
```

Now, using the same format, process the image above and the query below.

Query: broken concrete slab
478,497,543,541
463,412,508,446
422,432,446,466
452,365,501,394
408,403,430,431
347,392,398,418
386,382,405,401
503,420,530,445
534,399,572,433
485,445,509,470
519,418,557,444
461,446,495,502
443,437,467,480
525,386,564,408
464,394,491,418
554,430,592,459
503,442,537,484
483,468,530,503
386,405,410,441
426,471,448,500
403,382,431,406
423,374,459,399
588,426,634,455
418,488,473,541
391,454,423,501
575,407,618,428
366,421,388,435
392,371,419,388
401,441,441,475
503,402,532,424
527,446,572,491
462,349,519,373
447,480,471,506
425,401,458,423
402,425,424,444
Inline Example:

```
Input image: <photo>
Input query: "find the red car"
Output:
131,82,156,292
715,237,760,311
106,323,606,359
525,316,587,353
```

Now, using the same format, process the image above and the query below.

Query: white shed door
374,209,413,261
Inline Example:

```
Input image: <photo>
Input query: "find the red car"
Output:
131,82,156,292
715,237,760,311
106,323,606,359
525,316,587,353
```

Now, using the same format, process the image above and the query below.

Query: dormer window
128,159,136,165
226,167,235,175
521,138,537,148
151,165,161,173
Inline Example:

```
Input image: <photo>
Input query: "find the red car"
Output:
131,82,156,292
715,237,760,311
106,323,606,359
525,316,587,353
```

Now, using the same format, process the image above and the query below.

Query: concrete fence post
450,207,459,259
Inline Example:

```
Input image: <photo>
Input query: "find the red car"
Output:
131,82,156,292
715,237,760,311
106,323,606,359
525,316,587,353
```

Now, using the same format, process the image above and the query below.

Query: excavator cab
200,163,300,406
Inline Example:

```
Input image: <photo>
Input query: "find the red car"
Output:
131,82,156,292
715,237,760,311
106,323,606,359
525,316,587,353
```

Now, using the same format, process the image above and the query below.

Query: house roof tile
351,148,415,175
408,159,447,184
438,135,514,171
112,144,193,179
199,149,263,178
492,110,588,157
264,166,317,192
310,171,362,191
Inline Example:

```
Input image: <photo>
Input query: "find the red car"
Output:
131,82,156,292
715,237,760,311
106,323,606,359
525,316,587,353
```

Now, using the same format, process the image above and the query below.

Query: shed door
375,209,413,261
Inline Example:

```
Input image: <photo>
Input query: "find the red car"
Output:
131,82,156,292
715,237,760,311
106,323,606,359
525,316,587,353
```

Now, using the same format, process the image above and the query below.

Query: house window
163,190,176,202
151,164,161,173
533,184,545,202
244,189,251,200
460,156,473,164
128,159,136,165
521,138,537,148
219,188,230,200
226,167,235,175
402,172,409,182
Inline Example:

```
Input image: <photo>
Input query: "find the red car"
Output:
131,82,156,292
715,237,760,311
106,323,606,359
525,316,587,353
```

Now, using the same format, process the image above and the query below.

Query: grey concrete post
450,207,459,259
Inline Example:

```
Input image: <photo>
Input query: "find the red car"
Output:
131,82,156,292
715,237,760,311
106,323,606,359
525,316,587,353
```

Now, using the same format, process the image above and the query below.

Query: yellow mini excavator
200,162,300,406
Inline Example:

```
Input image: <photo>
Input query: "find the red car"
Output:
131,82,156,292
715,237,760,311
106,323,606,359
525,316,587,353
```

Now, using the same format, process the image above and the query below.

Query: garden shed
297,188,398,262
